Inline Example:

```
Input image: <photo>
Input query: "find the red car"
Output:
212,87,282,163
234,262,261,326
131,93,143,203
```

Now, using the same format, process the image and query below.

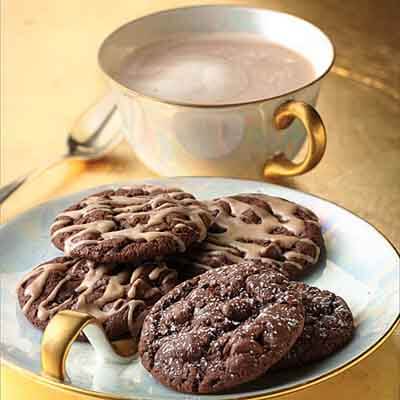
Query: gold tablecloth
1,0,399,399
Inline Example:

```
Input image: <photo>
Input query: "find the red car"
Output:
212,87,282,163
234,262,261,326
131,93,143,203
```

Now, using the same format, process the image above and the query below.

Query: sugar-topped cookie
139,260,305,393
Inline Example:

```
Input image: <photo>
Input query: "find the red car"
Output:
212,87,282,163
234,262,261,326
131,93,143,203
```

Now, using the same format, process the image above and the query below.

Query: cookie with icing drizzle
139,260,305,393
273,282,354,369
50,185,213,263
17,256,178,340
174,193,324,279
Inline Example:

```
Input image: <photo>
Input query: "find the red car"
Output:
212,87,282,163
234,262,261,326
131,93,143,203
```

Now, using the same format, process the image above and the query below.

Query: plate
1,177,399,399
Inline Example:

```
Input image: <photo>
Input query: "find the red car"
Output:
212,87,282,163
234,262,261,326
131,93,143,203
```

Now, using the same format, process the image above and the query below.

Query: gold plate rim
2,319,399,400
1,177,399,399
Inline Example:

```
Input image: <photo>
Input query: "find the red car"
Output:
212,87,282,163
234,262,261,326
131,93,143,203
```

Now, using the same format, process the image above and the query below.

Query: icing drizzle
180,194,321,272
50,185,211,257
17,257,178,336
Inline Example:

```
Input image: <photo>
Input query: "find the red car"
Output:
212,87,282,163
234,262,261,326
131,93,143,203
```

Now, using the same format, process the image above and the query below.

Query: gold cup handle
41,310,136,382
264,100,327,178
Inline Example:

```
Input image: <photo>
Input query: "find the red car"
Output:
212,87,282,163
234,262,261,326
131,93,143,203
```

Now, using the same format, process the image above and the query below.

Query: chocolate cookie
50,185,213,263
17,257,178,340
274,282,354,369
175,193,324,279
139,260,305,393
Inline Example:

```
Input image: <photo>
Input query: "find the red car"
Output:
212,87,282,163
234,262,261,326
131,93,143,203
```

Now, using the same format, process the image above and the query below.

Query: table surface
1,0,399,399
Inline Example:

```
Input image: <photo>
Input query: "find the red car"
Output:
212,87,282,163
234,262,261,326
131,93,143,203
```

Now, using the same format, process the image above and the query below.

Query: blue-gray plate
1,177,399,399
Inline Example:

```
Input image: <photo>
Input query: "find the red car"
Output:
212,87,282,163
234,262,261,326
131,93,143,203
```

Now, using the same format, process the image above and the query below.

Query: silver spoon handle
0,155,67,205
0,93,121,206
0,175,30,204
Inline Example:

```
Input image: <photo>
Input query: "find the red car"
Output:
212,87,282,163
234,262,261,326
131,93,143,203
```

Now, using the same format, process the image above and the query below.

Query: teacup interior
99,5,334,105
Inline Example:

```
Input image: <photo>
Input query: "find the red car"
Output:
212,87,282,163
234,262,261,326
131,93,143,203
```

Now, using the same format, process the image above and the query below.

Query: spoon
0,93,122,205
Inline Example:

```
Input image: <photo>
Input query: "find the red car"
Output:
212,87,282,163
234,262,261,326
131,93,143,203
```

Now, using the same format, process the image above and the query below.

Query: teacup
98,5,334,179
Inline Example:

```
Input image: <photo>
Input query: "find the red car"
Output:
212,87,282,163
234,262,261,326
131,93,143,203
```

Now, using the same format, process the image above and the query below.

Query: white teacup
99,6,334,179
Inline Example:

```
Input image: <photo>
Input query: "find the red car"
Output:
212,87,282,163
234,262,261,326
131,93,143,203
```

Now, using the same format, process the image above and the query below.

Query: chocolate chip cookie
274,282,354,369
175,193,324,279
17,256,178,340
139,260,305,393
50,185,213,263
